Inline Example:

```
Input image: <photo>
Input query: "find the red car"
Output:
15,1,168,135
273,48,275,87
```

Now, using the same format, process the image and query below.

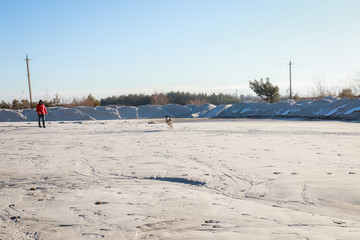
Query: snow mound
1,97,359,122
220,102,269,118
21,109,38,121
46,108,95,121
137,105,170,118
76,106,120,120
161,104,192,118
201,105,231,118
191,104,216,118
185,104,197,111
0,109,25,122
219,97,360,121
117,106,138,119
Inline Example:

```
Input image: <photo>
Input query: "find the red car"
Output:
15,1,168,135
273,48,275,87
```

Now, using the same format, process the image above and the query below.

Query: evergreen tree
12,99,20,109
0,101,11,109
53,93,61,106
249,78,280,103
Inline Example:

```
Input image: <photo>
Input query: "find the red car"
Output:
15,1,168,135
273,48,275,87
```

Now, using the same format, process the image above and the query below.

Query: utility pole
288,60,293,99
26,55,33,107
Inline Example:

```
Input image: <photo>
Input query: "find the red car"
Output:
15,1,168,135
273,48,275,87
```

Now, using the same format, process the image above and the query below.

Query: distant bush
66,94,100,107
310,80,341,99
338,88,357,98
150,93,169,105
10,99,30,109
11,99,20,109
1,101,11,109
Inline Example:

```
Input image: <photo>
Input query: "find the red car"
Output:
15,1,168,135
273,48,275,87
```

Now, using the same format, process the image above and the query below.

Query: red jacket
36,104,47,115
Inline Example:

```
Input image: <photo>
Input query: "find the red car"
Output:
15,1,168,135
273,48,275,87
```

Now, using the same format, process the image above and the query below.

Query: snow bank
0,109,25,122
200,105,231,118
137,105,170,118
21,109,38,121
219,97,360,121
75,106,120,120
220,102,269,118
46,108,95,121
117,106,138,119
161,104,192,118
190,104,216,118
1,97,359,122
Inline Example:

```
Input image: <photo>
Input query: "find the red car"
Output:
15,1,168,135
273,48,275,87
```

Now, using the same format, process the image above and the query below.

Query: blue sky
1,0,360,102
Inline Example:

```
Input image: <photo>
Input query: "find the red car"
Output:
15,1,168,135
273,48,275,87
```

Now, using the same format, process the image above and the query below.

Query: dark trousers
38,114,45,127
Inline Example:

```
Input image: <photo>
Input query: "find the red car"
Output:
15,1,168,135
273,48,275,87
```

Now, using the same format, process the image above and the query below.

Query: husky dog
165,115,174,129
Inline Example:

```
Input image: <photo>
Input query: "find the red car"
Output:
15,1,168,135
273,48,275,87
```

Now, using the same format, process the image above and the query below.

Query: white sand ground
0,119,360,240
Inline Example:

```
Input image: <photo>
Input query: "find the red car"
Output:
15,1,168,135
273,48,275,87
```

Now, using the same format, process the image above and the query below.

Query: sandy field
1,119,360,240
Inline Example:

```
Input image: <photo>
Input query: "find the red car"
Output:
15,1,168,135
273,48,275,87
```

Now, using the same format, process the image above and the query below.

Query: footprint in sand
202,220,221,229
333,220,346,225
10,216,20,222
205,220,220,223
95,201,108,205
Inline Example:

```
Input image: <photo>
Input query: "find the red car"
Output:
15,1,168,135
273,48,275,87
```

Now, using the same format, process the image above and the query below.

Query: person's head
39,100,43,105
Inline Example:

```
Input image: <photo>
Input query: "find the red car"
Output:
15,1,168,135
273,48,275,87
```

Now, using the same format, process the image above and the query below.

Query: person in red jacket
36,100,48,128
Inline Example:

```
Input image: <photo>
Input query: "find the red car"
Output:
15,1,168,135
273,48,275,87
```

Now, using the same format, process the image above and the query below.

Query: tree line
2,78,359,109
0,94,101,109
1,92,256,109
100,91,244,106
